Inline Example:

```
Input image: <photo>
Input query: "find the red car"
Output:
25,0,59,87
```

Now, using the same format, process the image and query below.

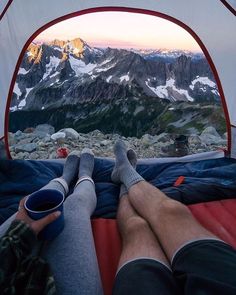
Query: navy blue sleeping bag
0,157,236,225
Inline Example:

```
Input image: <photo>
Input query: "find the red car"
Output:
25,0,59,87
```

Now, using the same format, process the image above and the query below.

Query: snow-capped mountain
9,38,224,137
131,48,204,62
11,38,219,112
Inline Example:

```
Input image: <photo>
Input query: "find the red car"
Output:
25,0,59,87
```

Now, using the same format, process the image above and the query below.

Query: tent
0,0,236,158
0,1,236,294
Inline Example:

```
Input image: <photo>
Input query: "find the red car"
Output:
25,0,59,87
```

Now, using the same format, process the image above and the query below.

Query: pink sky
36,11,202,52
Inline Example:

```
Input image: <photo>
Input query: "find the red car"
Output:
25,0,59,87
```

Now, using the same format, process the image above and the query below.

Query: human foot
111,140,143,190
78,148,94,178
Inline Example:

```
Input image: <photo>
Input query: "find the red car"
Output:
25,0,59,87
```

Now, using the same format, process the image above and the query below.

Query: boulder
15,130,23,137
200,134,226,145
200,126,225,145
23,127,35,133
201,126,221,138
59,128,80,139
17,136,37,145
35,124,55,135
51,132,66,141
34,130,51,139
15,143,37,153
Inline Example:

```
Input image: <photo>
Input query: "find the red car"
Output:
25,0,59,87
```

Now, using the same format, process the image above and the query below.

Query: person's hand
15,197,61,236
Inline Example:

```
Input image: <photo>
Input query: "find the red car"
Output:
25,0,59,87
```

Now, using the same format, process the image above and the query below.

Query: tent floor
92,198,236,295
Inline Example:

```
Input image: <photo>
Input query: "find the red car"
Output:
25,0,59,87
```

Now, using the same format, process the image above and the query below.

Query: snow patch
50,71,59,78
18,67,30,75
120,74,129,82
146,78,194,102
95,58,116,73
54,47,63,52
58,79,68,86
95,64,114,73
191,76,216,88
166,79,194,102
43,56,61,80
99,57,114,67
18,99,26,108
13,83,22,99
106,75,113,83
145,81,168,98
10,106,18,112
211,89,219,95
69,56,96,76
25,87,33,98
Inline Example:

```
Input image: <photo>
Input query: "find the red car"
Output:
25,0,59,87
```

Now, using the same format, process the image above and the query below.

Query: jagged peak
48,39,67,48
27,43,42,62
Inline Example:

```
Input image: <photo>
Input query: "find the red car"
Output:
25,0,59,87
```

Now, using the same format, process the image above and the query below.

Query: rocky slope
9,124,227,160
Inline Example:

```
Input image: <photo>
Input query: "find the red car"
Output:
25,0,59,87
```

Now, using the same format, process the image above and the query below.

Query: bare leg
111,140,218,261
128,181,218,260
112,141,236,294
114,196,181,295
117,195,169,269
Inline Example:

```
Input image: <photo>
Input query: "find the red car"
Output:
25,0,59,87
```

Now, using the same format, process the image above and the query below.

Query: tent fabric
92,199,236,295
1,156,236,225
0,0,235,156
0,0,11,17
221,0,236,14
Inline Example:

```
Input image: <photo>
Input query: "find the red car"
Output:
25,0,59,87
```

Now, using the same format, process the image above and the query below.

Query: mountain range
9,38,224,137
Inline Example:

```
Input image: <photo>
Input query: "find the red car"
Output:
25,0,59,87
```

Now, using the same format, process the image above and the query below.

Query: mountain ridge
9,37,224,137
12,37,219,112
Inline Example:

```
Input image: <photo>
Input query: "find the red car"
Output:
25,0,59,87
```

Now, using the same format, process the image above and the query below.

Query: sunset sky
36,11,202,52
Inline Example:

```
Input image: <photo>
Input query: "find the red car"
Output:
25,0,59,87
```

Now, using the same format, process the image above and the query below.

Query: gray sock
62,152,80,184
78,148,94,178
119,149,137,198
41,152,80,196
111,140,144,190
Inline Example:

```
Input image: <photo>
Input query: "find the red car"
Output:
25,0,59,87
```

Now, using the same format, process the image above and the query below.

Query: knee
65,191,96,211
121,216,149,237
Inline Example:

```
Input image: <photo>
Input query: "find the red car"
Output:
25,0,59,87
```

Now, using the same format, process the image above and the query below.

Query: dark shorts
113,239,236,295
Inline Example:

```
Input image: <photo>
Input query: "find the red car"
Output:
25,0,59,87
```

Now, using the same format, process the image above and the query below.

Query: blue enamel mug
24,189,65,240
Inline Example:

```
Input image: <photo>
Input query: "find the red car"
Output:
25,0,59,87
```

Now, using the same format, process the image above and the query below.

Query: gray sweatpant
0,180,103,295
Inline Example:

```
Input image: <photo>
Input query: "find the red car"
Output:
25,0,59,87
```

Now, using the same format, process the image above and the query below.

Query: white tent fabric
0,0,235,155
227,0,236,9
0,0,10,15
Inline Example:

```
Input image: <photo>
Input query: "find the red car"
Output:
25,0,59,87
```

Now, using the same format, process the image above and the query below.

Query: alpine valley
9,38,226,137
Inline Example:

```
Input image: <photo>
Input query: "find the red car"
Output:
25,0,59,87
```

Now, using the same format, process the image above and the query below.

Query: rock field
9,124,227,160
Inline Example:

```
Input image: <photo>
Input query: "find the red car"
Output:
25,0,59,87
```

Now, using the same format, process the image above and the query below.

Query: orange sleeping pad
92,198,236,295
